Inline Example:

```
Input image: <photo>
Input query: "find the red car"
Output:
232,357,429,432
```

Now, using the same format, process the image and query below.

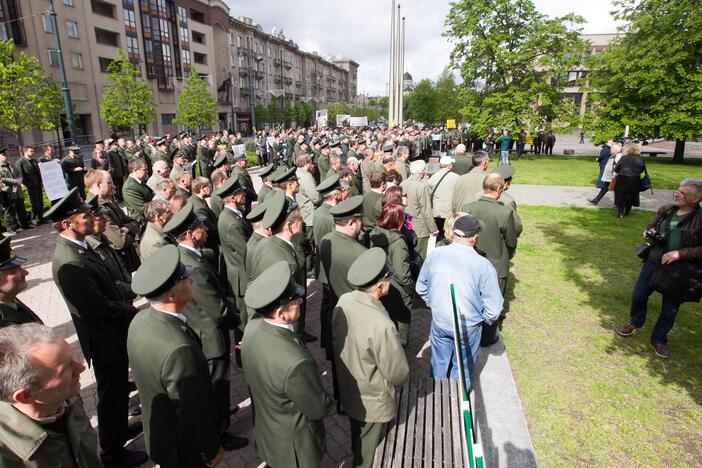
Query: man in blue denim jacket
416,214,503,389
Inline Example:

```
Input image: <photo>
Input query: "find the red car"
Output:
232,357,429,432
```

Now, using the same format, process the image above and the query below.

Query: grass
485,155,702,190
503,206,702,466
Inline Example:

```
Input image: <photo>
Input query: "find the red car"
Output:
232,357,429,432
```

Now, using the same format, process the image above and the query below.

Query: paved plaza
13,181,666,467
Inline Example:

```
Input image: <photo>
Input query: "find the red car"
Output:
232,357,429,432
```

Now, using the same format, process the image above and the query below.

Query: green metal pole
48,0,77,144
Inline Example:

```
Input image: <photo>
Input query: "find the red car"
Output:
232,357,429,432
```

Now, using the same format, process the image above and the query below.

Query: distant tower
403,72,415,94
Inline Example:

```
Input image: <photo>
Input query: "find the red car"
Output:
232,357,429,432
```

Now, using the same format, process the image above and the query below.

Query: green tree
99,49,155,134
586,0,702,162
434,68,461,124
255,104,269,126
173,66,217,131
0,40,63,146
445,0,586,134
284,100,296,127
268,101,282,126
405,79,438,124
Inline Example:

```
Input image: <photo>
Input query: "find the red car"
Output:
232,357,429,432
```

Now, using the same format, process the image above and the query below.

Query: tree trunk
15,131,24,152
672,139,685,163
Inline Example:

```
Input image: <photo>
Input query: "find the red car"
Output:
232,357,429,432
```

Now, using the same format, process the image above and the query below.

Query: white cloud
223,0,622,96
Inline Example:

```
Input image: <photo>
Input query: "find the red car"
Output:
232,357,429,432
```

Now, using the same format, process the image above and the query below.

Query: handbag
608,176,617,191
649,260,702,303
639,166,652,192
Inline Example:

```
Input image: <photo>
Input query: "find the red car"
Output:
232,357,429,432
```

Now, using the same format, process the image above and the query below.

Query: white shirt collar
179,243,202,257
263,319,294,332
59,234,88,250
276,235,295,250
152,306,187,323
225,205,243,217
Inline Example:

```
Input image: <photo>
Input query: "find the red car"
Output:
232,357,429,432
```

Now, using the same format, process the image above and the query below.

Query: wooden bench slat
372,416,389,467
433,379,443,467
403,375,419,468
391,379,410,468
412,376,425,468
450,379,465,467
382,381,401,468
424,378,434,468
441,379,452,467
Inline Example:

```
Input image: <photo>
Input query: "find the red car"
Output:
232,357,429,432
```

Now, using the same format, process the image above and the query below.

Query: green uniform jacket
177,246,233,360
452,154,472,176
99,198,140,251
122,176,154,224
52,236,137,365
362,190,383,230
0,300,41,328
312,203,334,285
241,319,333,468
86,235,134,302
106,148,125,178
14,158,41,188
0,397,101,468
332,290,409,422
369,227,414,315
396,159,409,181
60,156,85,191
257,184,273,204
400,176,437,238
319,230,367,305
189,195,220,253
452,168,486,213
232,166,258,202
252,235,304,286
499,191,523,237
295,169,321,226
462,196,518,278
127,308,220,467
150,150,169,165
318,153,330,178
209,194,224,217
218,207,252,321
139,222,170,260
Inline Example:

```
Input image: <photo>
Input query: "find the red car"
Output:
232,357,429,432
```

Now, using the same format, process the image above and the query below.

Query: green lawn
486,155,702,190
504,206,702,466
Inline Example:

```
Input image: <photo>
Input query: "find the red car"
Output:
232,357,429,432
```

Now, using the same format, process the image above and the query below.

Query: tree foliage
173,66,217,131
100,49,155,132
0,40,63,145
445,0,586,134
403,68,463,125
586,0,702,161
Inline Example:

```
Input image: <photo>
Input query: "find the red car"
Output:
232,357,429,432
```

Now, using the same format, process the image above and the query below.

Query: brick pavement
13,222,435,468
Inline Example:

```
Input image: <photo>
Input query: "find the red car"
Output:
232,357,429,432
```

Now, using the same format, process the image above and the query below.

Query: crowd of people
0,124,698,467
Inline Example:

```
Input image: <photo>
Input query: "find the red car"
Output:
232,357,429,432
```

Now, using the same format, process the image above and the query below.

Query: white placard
38,160,68,201
349,116,368,127
315,109,328,127
432,133,442,141
233,144,246,156
336,114,351,126
266,136,276,147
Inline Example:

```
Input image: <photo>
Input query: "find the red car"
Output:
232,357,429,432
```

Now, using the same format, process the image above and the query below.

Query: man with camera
616,178,702,358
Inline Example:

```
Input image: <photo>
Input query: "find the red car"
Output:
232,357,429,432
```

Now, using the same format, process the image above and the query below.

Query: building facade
222,17,358,134
0,3,358,150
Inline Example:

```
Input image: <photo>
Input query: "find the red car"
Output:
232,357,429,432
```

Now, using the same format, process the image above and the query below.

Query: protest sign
38,160,68,201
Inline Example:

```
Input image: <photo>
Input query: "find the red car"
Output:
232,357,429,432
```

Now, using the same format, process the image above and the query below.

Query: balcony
238,47,249,57
295,80,302,88
254,52,264,61
283,60,292,69
284,76,292,85
274,76,282,83
254,70,265,80
238,68,248,76
273,58,282,67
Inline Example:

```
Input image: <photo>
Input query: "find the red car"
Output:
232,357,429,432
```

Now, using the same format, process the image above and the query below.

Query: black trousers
480,277,508,347
92,357,130,465
25,185,43,223
209,355,231,436
592,182,610,203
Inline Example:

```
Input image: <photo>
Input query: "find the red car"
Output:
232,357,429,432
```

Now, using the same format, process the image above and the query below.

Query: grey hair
0,324,60,401
144,199,170,222
157,178,173,191
681,178,702,199
472,150,489,166
346,156,359,167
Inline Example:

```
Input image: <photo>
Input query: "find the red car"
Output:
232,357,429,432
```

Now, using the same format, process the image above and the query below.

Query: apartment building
222,16,358,134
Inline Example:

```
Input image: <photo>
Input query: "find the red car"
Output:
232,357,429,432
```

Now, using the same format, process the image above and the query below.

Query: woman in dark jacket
370,202,414,346
614,144,646,218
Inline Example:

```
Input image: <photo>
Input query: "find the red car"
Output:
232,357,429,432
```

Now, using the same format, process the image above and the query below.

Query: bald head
483,173,505,198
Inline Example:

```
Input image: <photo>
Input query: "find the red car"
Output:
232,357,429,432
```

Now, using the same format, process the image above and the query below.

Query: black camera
634,228,665,259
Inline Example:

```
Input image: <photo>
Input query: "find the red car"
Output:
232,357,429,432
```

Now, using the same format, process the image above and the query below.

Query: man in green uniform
150,140,169,166
163,204,246,451
0,323,101,467
15,147,44,225
61,145,86,196
0,237,42,327
122,158,154,225
295,154,322,277
128,245,227,467
242,261,334,468
401,160,439,260
189,177,220,258
46,188,146,468
492,165,523,236
217,178,253,330
333,248,410,468
231,154,258,214
453,150,490,213
317,142,331,178
0,147,28,233
140,199,172,260
362,171,385,233
318,195,368,407
312,174,342,351
106,139,126,202
257,163,276,204
462,173,518,346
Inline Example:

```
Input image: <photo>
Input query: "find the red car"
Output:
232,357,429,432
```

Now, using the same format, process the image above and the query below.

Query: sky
223,0,624,97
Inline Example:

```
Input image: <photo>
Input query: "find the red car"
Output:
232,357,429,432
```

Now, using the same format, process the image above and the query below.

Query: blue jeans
430,323,482,389
630,258,681,344
500,150,510,165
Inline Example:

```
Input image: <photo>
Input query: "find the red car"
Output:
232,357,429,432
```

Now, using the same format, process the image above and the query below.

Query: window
63,0,73,5
237,36,241,47
177,6,187,22
162,43,172,62
123,9,136,28
71,52,83,69
179,26,188,42
159,18,169,39
145,40,153,55
142,14,151,35
65,20,78,38
48,49,60,67
98,57,114,73
182,49,191,65
193,52,206,65
127,36,139,55
162,114,175,125
0,24,7,41
238,55,243,67
43,15,55,34
239,77,244,88
190,8,205,23
192,30,204,44
151,17,160,40
95,28,118,46
155,0,166,13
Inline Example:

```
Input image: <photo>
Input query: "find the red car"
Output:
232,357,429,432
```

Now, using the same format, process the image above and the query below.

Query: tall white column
398,16,405,126
388,0,396,127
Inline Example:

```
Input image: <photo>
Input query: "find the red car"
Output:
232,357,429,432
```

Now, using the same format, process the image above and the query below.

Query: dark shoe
103,450,149,468
616,324,638,337
587,199,599,205
221,432,248,451
5,228,16,235
229,405,240,415
651,342,670,358
302,332,317,343
125,421,143,440
128,406,142,417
